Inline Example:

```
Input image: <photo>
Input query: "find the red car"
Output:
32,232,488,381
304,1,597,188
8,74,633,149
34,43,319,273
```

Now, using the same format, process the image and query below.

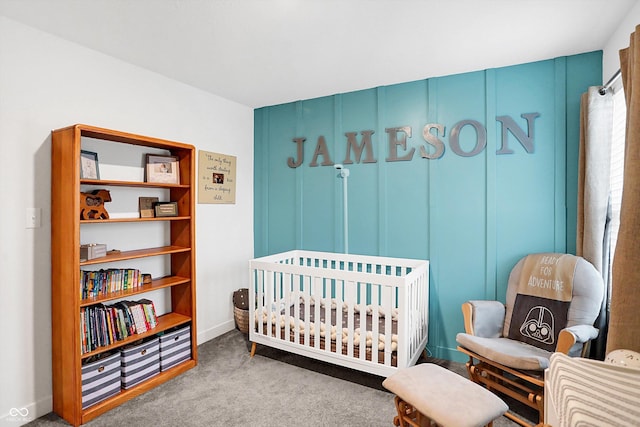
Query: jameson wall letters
287,113,540,168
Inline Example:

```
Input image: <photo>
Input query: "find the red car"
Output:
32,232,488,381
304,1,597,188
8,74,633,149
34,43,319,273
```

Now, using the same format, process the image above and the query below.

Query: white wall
0,16,253,425
602,1,640,82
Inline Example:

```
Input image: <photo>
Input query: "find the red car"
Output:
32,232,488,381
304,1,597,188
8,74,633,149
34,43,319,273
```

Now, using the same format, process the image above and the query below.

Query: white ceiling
0,0,636,108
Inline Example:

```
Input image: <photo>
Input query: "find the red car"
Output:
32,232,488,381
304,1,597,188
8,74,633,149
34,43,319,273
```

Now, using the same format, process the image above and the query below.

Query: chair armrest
556,325,600,354
461,300,505,338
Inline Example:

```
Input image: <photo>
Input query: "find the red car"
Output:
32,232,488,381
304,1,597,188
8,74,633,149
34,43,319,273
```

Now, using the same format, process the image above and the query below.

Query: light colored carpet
27,329,534,426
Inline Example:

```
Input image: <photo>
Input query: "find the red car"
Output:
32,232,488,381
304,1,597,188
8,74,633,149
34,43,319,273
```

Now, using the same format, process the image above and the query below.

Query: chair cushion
383,363,508,427
469,300,505,338
456,333,552,371
503,253,604,352
506,254,578,351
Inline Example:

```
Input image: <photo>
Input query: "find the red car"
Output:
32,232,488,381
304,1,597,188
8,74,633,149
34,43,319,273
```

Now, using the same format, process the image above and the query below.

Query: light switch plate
26,207,41,229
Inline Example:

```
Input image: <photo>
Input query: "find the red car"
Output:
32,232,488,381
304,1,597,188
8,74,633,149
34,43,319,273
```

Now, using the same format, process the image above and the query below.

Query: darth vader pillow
507,294,569,352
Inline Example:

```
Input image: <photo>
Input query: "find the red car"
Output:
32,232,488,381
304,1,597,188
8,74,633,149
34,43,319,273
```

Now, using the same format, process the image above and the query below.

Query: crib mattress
287,301,397,334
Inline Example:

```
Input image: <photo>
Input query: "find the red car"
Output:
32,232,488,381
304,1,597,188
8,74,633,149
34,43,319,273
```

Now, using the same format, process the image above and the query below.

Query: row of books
81,269,142,299
81,299,158,354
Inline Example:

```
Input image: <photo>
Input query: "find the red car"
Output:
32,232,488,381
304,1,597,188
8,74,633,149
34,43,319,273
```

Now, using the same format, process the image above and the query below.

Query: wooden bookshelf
51,124,197,426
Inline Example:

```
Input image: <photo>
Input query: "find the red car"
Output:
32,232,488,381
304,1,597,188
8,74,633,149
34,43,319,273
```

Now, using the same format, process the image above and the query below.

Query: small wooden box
120,338,160,389
81,352,121,409
80,244,107,261
159,325,192,371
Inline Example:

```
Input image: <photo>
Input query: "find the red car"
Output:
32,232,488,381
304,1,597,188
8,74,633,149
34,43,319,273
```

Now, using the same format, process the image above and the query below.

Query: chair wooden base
392,395,497,427
457,346,544,427
393,395,432,427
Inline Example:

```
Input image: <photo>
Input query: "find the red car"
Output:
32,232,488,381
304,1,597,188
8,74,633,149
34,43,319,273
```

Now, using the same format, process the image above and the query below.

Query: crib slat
335,279,344,354
358,281,367,361
257,270,265,336
323,288,331,353
266,271,274,338
346,281,356,358
383,285,393,366
303,274,311,346
371,283,379,364
396,281,407,368
284,272,291,340
294,272,301,345
313,275,322,350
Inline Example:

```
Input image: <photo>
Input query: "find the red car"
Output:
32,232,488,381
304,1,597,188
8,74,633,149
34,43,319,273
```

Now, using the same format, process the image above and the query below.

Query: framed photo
197,150,237,204
138,196,159,218
145,154,179,184
80,150,100,179
212,173,225,184
154,201,178,217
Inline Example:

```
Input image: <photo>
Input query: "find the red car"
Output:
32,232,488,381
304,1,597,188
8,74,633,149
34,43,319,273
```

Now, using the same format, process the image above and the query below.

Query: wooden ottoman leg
392,396,402,426
394,396,431,427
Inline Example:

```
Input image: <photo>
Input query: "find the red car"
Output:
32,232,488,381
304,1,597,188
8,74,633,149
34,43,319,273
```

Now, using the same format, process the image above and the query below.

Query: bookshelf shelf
81,178,190,189
79,275,191,306
80,245,191,266
51,124,197,427
81,216,190,224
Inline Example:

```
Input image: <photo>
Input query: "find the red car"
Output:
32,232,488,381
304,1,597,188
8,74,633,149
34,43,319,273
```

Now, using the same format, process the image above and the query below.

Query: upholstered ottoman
383,363,508,427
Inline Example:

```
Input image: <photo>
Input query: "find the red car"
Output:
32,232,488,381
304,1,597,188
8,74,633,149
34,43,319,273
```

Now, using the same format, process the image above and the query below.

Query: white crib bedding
254,298,400,365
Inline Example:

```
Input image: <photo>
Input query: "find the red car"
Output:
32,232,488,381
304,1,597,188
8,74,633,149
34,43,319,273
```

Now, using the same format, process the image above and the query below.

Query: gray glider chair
456,253,604,426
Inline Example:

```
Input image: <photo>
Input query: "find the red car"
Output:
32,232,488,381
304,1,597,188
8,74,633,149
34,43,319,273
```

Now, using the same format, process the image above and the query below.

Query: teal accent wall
254,51,602,361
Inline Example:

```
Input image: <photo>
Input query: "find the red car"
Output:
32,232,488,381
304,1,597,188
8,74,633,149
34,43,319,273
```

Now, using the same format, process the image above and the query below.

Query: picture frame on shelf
80,150,100,179
145,154,179,184
154,201,179,217
138,196,159,218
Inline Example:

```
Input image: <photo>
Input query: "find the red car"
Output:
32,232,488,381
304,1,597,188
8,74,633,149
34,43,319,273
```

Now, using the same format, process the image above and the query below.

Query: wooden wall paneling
253,52,603,362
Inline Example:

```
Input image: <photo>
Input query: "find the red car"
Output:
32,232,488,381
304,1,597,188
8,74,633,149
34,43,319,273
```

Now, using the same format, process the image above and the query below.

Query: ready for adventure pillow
507,253,578,352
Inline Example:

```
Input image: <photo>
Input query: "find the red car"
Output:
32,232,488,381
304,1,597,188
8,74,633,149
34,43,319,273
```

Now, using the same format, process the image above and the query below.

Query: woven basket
233,288,250,335
234,306,249,335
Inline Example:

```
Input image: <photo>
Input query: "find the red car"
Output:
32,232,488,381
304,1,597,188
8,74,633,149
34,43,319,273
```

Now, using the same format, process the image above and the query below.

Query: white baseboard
1,395,51,426
197,320,235,345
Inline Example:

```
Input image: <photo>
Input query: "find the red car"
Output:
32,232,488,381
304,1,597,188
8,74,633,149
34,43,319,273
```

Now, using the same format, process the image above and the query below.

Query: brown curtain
577,86,613,359
606,25,640,354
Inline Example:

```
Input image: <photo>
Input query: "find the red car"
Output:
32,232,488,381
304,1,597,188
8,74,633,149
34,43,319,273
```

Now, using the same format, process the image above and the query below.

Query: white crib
249,250,429,377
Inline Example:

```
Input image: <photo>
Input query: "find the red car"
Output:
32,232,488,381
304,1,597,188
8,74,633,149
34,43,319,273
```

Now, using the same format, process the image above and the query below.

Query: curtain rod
599,69,622,95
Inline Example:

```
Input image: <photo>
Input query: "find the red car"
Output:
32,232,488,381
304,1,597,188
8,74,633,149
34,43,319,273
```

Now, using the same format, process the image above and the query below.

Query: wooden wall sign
198,150,236,204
